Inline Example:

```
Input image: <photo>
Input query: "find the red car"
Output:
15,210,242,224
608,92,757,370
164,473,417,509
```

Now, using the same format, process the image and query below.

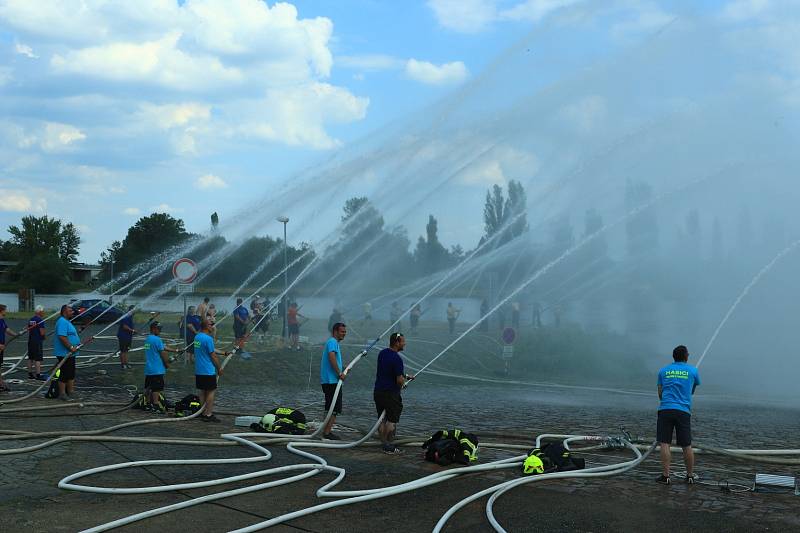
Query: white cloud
337,54,404,71
427,0,497,33
41,122,86,152
14,42,38,58
0,189,46,212
196,173,228,190
721,0,771,21
610,1,674,38
458,145,538,186
499,0,582,23
559,95,607,133
405,59,469,85
151,203,183,214
122,207,141,216
140,102,211,129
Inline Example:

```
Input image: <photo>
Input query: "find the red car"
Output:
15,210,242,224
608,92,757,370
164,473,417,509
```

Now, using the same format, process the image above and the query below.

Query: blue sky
0,0,796,262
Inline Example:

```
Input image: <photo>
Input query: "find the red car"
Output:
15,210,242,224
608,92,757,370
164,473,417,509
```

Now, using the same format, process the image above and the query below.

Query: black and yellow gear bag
422,429,479,466
523,442,585,475
45,369,61,399
175,394,202,417
250,407,307,435
132,392,166,411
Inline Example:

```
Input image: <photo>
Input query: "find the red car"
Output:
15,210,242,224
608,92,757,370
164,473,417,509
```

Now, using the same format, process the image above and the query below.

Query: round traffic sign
502,327,516,345
172,258,197,283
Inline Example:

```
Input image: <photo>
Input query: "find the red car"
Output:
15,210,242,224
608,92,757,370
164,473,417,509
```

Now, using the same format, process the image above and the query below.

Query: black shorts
321,383,343,415
233,324,247,340
657,409,692,447
196,375,217,391
144,374,165,392
56,356,76,381
288,323,299,335
118,338,132,352
0,349,3,367
374,390,403,423
27,341,44,361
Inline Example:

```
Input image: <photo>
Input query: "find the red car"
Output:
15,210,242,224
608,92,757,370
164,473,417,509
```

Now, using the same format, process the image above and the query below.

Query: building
0,261,102,284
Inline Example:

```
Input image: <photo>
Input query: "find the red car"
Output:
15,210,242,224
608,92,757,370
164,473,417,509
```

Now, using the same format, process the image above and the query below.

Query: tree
7,215,81,263
414,215,450,274
18,252,71,293
99,241,122,282
113,213,190,273
482,180,529,247
506,180,529,239
483,184,507,241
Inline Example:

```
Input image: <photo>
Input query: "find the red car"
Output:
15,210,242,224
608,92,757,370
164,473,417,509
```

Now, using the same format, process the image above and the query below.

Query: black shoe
686,473,699,484
28,372,35,379
656,475,671,485
201,414,220,423
322,432,341,440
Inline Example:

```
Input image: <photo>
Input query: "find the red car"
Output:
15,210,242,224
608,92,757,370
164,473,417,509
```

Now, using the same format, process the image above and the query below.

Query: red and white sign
502,327,516,345
172,258,198,284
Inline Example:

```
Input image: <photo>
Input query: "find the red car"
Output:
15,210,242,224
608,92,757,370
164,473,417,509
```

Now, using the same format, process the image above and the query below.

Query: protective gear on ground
422,429,479,466
250,407,307,435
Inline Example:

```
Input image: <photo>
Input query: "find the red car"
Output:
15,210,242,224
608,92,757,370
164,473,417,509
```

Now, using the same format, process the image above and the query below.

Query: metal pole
283,221,288,340
109,251,114,303
183,294,187,366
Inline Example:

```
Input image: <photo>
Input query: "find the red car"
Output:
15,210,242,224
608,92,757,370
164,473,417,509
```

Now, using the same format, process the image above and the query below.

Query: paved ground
1,320,799,532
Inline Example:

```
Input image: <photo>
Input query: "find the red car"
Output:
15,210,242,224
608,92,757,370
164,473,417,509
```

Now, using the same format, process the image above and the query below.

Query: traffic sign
176,283,194,294
172,258,197,284
502,327,516,345
502,345,514,360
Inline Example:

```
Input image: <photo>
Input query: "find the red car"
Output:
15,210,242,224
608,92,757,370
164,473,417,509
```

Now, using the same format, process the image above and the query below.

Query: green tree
8,215,80,262
113,213,190,273
482,180,528,246
414,215,450,274
18,252,71,293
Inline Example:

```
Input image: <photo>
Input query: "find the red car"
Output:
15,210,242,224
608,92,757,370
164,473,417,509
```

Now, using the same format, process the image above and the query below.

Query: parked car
69,299,125,325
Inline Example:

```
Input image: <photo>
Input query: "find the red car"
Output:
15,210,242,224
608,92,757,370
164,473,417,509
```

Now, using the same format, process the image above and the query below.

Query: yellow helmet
523,454,544,475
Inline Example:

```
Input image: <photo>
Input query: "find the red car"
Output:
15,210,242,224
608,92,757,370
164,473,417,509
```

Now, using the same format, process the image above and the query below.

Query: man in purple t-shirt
374,332,414,455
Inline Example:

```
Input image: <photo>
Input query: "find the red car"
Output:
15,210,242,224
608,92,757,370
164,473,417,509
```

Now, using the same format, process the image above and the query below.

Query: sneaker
686,473,699,485
66,393,79,402
322,432,341,441
656,475,671,485
200,414,221,423
28,372,35,379
382,445,403,455
59,394,76,402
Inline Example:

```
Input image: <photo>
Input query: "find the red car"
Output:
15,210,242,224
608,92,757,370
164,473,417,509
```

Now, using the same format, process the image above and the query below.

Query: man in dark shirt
117,305,136,369
374,332,413,454
27,305,46,380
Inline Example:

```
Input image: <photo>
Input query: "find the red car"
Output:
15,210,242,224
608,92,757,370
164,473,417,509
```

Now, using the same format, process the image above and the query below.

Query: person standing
446,302,461,335
207,303,218,339
233,298,249,350
511,301,520,329
320,322,347,440
479,299,489,332
409,304,422,334
27,305,47,380
389,301,401,325
374,333,413,454
0,304,20,392
362,302,373,324
185,306,201,363
196,297,210,322
194,319,230,422
287,302,305,351
656,345,701,485
53,305,80,401
117,305,136,370
143,321,178,412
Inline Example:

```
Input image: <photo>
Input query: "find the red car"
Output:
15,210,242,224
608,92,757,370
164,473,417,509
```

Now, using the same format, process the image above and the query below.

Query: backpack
174,394,202,417
250,407,307,435
525,442,586,474
422,429,479,466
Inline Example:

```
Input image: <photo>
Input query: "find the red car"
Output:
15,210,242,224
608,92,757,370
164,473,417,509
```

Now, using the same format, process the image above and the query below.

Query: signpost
502,327,515,376
173,258,197,366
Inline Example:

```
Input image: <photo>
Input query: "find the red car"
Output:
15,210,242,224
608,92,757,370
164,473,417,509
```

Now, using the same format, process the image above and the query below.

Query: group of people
320,321,413,454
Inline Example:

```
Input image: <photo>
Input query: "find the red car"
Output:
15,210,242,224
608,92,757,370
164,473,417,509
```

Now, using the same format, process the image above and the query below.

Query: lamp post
277,216,289,339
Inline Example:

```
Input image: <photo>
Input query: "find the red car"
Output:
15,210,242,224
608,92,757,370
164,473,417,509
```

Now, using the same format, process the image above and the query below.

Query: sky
0,0,797,263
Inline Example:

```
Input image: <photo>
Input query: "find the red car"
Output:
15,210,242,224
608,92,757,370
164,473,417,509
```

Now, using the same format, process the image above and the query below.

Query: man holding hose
194,319,230,422
374,332,414,455
54,304,80,401
320,322,347,440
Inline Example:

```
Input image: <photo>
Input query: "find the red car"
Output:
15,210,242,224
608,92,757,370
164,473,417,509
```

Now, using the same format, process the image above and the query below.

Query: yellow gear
523,454,544,475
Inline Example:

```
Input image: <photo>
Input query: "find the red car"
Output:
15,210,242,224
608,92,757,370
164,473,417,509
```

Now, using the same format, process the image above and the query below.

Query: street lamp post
277,216,289,340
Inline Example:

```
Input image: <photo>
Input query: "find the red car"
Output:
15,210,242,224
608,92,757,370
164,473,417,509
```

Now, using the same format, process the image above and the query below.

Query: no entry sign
502,327,516,345
172,258,198,284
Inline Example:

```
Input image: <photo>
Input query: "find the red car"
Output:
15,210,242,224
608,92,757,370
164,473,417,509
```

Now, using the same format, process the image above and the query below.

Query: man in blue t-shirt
0,303,21,391
374,333,414,455
144,321,179,412
185,306,201,363
232,298,250,349
117,305,136,370
320,322,347,440
656,344,701,485
54,305,81,401
194,319,230,422
27,305,47,380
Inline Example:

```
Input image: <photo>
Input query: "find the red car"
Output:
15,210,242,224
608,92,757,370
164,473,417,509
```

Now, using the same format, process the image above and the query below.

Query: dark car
69,299,125,325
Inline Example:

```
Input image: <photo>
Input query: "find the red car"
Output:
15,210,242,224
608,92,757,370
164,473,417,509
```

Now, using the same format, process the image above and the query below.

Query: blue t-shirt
186,315,201,343
54,316,80,358
375,348,404,392
28,315,45,342
234,306,249,324
144,334,166,376
320,337,343,384
117,314,134,340
0,318,7,344
658,362,701,414
194,332,217,376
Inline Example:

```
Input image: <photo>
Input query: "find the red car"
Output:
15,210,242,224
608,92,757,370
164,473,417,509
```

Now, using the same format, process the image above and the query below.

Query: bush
16,253,71,293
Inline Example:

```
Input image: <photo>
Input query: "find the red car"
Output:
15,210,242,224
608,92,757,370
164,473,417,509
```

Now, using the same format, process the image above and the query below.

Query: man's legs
66,379,75,395
120,348,129,367
660,443,672,477
380,421,396,445
682,446,695,476
203,389,217,416
324,415,336,435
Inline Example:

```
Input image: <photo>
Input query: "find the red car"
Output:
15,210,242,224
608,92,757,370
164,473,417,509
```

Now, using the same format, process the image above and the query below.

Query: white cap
35,305,44,312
